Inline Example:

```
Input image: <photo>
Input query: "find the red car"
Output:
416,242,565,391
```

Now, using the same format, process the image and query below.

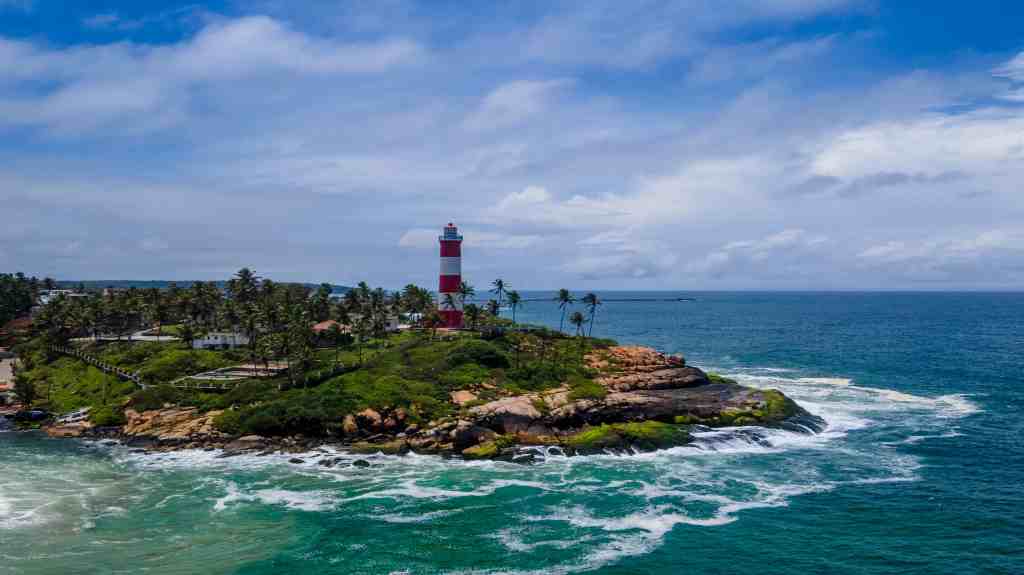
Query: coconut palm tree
423,309,443,340
179,321,197,348
464,303,482,330
486,299,500,317
569,311,586,337
555,288,575,333
442,293,459,312
490,279,507,308
506,290,522,324
458,281,475,306
581,292,601,337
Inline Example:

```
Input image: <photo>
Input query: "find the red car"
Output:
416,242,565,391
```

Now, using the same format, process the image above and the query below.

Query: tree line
0,273,57,327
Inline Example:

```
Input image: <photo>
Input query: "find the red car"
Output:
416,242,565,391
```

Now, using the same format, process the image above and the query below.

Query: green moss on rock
462,441,499,459
761,389,799,420
564,421,691,453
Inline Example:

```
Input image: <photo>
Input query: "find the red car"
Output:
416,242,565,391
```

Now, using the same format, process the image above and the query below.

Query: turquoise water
2,292,1021,574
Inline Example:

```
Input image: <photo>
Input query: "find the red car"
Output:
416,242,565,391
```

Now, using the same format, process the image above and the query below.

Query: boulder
450,390,478,406
224,435,265,453
469,396,544,434
356,408,383,432
452,421,496,450
341,414,358,436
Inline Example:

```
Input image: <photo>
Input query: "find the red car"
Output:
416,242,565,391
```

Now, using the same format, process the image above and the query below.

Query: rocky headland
45,345,825,461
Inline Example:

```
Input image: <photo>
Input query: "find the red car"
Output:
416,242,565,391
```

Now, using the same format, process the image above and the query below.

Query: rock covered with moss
446,346,824,457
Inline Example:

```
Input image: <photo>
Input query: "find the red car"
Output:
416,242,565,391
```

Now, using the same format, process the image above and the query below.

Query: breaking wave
1,365,982,574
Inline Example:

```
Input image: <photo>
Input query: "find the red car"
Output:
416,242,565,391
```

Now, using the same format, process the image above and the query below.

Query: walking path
48,345,145,389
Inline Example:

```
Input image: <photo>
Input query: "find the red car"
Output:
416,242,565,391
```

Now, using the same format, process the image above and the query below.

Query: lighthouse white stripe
440,257,461,275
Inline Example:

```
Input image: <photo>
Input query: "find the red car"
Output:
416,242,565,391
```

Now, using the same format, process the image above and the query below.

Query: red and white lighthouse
438,222,464,328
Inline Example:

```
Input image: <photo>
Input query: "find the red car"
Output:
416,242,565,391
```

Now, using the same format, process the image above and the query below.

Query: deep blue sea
2,292,1022,574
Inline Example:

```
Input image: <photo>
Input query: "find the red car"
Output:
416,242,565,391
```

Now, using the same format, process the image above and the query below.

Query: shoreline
24,345,827,462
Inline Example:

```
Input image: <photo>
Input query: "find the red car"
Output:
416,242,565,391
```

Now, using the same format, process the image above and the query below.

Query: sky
1,1,1022,290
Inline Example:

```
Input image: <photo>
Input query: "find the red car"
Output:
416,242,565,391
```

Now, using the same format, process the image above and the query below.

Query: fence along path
50,344,348,393
49,345,146,389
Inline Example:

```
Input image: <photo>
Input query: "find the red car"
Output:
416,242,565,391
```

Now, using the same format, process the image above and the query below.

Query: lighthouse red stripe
440,241,461,257
439,310,463,328
439,275,461,292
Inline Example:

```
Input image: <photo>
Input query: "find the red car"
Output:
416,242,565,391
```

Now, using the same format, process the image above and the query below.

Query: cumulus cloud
3,2,1022,289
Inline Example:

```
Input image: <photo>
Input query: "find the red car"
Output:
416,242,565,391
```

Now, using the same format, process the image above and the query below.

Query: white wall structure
192,332,250,350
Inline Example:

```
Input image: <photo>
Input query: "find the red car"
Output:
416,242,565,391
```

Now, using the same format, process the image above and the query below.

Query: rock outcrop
122,407,227,442
456,346,824,456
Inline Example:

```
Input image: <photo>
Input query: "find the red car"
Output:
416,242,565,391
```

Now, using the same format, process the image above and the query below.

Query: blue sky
1,1,1022,290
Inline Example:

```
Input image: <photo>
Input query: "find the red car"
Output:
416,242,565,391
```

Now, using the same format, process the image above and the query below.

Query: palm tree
179,321,197,348
581,292,601,337
490,279,507,308
423,309,443,340
569,311,587,357
442,293,459,312
464,303,482,330
458,281,475,306
555,288,575,333
569,311,586,337
506,290,522,324
486,299,500,317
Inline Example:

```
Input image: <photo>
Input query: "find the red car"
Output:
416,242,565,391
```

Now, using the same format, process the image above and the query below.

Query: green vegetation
564,421,691,453
1,272,44,327
670,389,799,427
13,269,622,440
706,372,738,385
567,376,608,401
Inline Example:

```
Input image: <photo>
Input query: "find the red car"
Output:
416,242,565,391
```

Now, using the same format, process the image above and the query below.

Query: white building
37,290,87,306
192,332,250,350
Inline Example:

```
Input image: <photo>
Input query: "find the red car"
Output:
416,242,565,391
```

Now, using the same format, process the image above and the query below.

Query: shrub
438,363,492,391
446,340,509,369
213,409,243,435
129,385,183,411
567,377,607,401
90,405,126,426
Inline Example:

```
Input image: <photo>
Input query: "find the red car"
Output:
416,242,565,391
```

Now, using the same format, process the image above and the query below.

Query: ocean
1,292,1021,574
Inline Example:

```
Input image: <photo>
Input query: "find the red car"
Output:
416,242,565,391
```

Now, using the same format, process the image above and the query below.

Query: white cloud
855,229,1024,284
0,16,423,134
993,52,1024,82
690,229,830,275
398,228,542,250
464,79,573,131
810,109,1024,181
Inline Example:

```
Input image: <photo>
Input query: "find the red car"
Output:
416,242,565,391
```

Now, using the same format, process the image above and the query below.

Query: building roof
313,320,351,333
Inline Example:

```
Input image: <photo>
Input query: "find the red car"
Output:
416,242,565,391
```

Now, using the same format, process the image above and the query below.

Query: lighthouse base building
438,223,464,328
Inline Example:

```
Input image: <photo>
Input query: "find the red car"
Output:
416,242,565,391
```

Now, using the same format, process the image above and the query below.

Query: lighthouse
438,222,464,328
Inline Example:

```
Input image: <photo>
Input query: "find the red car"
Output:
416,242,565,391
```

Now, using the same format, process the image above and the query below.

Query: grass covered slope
213,330,616,437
